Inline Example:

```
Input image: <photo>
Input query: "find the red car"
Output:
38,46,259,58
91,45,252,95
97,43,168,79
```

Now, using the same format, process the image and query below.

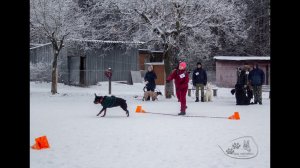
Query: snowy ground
30,81,270,168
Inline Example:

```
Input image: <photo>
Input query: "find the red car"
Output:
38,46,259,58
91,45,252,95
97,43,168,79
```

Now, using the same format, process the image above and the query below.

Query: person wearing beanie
166,61,189,115
192,62,207,102
248,63,265,105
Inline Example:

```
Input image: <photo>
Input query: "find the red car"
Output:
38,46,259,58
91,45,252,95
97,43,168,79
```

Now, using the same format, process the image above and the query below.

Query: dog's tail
155,88,162,96
231,89,235,95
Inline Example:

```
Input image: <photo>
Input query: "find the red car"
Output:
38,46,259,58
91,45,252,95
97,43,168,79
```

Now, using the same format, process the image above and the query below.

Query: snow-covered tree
30,0,86,94
243,0,270,56
112,0,248,98
31,0,254,98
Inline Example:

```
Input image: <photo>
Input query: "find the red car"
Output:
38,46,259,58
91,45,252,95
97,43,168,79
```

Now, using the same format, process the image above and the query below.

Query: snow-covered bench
262,85,270,99
187,88,218,97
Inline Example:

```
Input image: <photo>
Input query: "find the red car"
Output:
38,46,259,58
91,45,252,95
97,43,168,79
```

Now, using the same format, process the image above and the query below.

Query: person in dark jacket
144,65,157,100
166,61,189,115
236,67,248,88
248,64,265,105
192,62,207,102
234,63,253,105
144,65,157,91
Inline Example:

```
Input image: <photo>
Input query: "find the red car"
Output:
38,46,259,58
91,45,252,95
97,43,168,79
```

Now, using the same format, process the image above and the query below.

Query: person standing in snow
248,63,265,105
192,62,207,102
144,65,157,100
234,63,253,105
236,63,250,88
166,61,189,115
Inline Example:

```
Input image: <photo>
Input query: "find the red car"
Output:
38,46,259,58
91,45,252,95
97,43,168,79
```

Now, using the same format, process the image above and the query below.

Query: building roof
30,43,52,50
68,38,145,44
213,56,270,61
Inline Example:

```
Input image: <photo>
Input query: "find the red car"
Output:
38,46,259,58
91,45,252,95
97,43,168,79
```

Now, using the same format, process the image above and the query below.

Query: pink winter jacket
167,69,189,90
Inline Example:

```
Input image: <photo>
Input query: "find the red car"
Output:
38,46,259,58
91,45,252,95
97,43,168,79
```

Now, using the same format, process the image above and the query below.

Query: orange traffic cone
135,105,146,113
135,105,142,113
228,112,240,120
31,136,50,150
234,112,240,120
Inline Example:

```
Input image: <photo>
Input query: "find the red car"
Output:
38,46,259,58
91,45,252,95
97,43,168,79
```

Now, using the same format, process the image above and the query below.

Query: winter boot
201,97,204,102
178,111,186,115
195,97,199,102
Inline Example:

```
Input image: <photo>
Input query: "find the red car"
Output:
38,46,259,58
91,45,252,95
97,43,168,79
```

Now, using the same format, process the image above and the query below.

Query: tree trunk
164,49,174,99
51,52,59,94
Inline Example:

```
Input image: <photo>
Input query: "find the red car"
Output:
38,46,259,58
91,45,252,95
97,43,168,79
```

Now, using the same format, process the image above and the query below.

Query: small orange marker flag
31,136,50,150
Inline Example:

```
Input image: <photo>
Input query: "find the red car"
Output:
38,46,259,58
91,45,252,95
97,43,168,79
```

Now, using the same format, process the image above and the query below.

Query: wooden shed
139,49,165,85
66,39,144,86
30,40,145,86
214,56,270,88
145,62,165,85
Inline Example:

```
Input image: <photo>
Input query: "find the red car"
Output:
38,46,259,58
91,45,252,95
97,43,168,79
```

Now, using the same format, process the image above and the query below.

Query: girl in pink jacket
166,62,189,115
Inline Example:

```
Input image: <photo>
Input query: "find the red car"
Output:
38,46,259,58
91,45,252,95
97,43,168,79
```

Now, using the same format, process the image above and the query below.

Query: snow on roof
138,49,164,53
145,61,164,65
213,56,270,61
30,43,52,50
152,51,164,53
68,38,145,44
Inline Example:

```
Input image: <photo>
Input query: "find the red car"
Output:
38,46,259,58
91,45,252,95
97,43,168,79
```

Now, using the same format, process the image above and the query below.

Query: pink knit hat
179,62,186,69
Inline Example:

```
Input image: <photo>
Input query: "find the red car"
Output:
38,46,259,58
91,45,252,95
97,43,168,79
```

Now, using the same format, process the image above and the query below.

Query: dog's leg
101,109,107,117
97,108,105,116
153,92,158,101
144,92,150,101
120,102,129,117
151,91,156,101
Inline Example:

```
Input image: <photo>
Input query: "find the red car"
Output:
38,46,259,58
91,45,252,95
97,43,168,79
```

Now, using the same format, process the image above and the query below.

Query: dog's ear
95,93,97,97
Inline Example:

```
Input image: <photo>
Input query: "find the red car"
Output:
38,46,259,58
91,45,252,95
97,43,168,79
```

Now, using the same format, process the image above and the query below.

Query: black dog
94,94,129,117
231,84,253,105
